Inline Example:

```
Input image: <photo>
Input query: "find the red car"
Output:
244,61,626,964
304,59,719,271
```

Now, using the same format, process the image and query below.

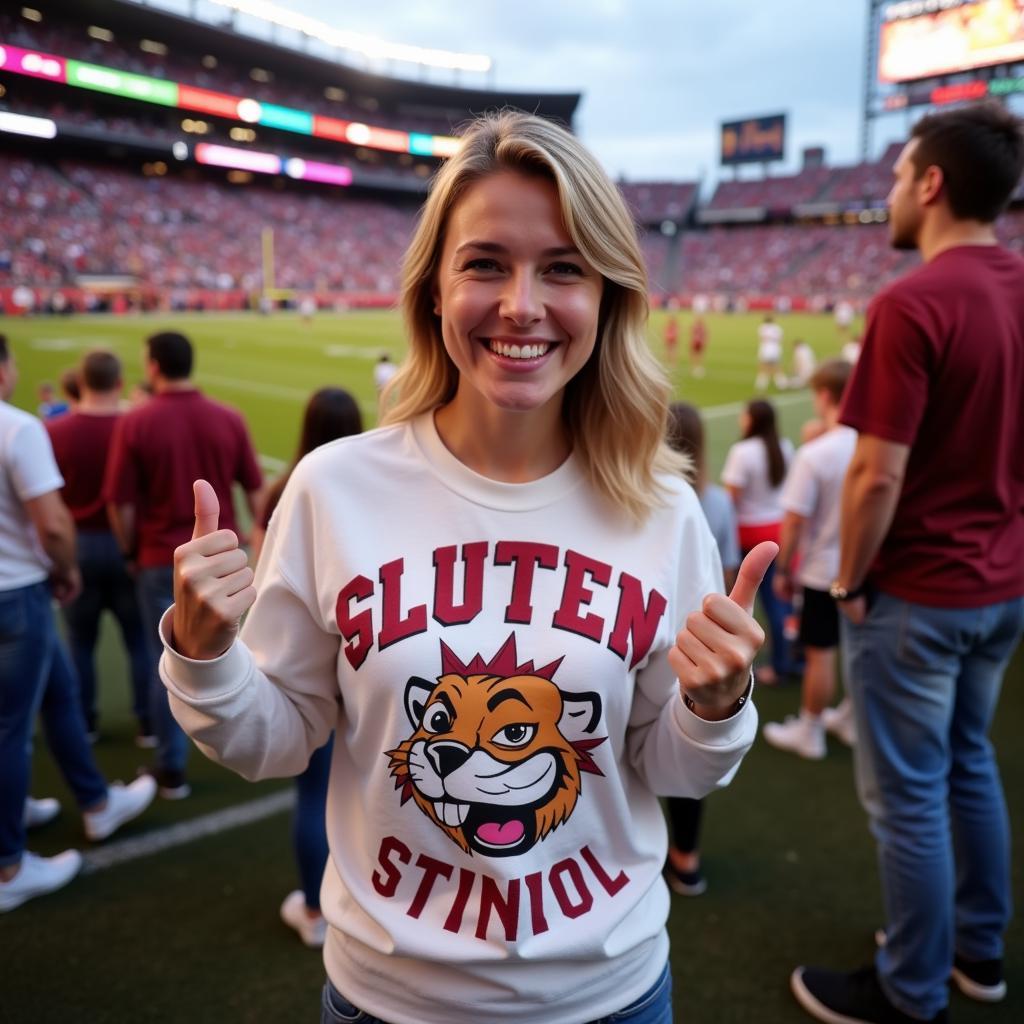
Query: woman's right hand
171,479,257,660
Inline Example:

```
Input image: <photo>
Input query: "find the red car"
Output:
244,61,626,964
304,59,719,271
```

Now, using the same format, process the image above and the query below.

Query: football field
0,310,1020,1023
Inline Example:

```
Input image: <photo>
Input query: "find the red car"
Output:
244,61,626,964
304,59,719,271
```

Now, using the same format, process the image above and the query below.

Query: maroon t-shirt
840,245,1024,608
104,389,263,568
46,411,121,531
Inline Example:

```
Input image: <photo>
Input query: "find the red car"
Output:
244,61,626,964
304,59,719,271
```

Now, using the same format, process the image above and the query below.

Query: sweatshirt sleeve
159,467,341,780
624,486,757,798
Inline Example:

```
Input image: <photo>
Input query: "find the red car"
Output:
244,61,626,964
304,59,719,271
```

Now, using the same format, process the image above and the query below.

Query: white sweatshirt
160,411,757,1024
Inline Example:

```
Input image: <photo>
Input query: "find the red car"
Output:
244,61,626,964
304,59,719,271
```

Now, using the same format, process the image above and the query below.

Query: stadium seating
619,182,699,224
3,154,1022,300
705,167,838,212
0,155,417,294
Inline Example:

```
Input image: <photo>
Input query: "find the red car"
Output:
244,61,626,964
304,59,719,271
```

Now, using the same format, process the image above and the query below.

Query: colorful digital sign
879,0,1024,83
0,39,460,158
720,115,786,165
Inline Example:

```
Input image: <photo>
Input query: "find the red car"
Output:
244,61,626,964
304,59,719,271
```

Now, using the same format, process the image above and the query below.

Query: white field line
258,453,287,472
81,789,295,874
700,392,810,419
201,367,803,423
197,373,378,415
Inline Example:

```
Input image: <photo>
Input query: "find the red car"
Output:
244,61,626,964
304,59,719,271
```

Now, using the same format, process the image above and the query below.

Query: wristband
683,670,754,720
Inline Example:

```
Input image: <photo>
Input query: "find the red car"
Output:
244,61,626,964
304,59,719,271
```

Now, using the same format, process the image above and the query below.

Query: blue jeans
295,736,332,910
62,530,152,733
842,591,1024,1019
0,582,108,865
136,565,188,776
320,962,672,1024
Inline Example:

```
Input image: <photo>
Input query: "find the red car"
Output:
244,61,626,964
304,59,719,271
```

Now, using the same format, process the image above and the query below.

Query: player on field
663,313,679,363
689,314,707,377
755,314,786,390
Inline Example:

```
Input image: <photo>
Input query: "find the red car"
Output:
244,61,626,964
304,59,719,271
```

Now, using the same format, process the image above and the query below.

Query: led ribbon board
0,40,460,158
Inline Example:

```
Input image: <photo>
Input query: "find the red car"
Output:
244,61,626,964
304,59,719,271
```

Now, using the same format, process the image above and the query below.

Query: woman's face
739,410,752,436
432,170,604,417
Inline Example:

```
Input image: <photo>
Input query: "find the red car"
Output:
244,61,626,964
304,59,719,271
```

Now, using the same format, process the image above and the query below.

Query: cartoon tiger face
386,658,605,858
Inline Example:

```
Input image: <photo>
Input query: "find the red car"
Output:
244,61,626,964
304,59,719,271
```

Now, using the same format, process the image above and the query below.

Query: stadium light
206,0,492,73
0,38,462,158
0,110,57,138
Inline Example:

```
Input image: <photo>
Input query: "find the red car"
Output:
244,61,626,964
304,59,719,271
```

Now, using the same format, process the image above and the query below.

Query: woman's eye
548,262,583,276
422,702,453,734
491,723,536,748
464,258,500,272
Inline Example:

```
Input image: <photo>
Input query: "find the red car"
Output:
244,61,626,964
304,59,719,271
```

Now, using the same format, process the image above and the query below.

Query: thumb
727,541,779,615
191,479,220,540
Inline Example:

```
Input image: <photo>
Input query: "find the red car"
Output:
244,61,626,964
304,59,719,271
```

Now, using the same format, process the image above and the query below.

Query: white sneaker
24,796,61,829
822,699,857,747
0,850,82,912
762,714,826,760
83,776,158,841
280,889,326,948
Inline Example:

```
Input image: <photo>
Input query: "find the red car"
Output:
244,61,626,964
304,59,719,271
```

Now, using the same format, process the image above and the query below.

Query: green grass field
0,310,1020,1023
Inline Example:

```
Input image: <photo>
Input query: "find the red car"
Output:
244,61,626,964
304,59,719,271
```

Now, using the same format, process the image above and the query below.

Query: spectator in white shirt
722,399,797,683
763,360,857,759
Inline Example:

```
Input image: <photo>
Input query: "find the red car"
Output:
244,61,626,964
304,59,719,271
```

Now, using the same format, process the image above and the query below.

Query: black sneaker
951,954,1005,1003
791,965,948,1023
876,929,1006,1003
664,862,707,896
137,767,191,801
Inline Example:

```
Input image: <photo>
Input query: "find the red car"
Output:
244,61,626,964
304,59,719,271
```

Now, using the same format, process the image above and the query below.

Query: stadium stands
619,182,699,224
0,155,416,297
706,167,837,212
2,7,1023,310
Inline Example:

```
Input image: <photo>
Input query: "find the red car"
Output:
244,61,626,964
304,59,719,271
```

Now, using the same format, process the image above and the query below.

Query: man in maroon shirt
791,105,1024,1024
105,332,262,798
47,350,152,746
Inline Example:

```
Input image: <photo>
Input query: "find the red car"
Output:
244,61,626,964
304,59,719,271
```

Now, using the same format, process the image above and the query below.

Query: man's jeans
62,529,152,732
0,582,107,865
136,565,187,776
842,591,1024,1019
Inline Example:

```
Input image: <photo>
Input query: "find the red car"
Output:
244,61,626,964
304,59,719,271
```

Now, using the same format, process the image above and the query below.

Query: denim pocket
0,588,28,642
321,981,368,1023
895,602,951,671
608,963,671,1021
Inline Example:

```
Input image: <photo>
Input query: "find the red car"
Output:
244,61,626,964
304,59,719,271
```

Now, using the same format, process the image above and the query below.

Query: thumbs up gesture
667,542,777,721
171,480,257,661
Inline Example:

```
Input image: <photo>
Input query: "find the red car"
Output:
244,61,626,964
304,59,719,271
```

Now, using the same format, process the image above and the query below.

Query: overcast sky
190,0,919,183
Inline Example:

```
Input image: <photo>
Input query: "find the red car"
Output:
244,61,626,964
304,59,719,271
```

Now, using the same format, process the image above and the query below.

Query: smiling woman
384,111,685,518
160,110,775,1024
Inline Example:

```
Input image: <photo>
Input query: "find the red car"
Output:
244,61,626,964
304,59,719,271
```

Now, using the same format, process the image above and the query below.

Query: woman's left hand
668,542,778,721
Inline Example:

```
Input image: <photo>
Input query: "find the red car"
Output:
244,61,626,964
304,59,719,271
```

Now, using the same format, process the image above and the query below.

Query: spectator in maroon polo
790,103,1024,1024
46,350,153,747
105,331,262,798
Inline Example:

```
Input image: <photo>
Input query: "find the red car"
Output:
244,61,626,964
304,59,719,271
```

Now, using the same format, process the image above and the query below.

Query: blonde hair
382,110,688,522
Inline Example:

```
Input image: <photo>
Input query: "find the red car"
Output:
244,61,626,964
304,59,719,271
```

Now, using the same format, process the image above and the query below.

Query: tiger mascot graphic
386,635,606,858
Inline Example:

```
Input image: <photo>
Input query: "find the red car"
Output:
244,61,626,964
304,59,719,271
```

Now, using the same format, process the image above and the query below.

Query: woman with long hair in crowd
722,398,796,684
251,388,363,948
159,111,774,1024
663,401,740,898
